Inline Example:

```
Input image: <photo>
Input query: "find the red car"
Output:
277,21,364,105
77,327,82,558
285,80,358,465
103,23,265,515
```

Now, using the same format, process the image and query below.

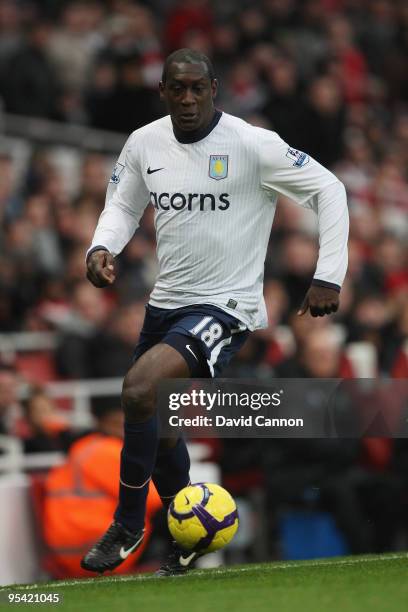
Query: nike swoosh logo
119,533,144,559
186,345,198,361
179,552,196,567
147,167,164,174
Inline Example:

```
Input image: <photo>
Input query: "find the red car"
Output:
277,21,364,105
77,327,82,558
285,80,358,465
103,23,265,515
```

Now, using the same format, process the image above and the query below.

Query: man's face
159,61,217,132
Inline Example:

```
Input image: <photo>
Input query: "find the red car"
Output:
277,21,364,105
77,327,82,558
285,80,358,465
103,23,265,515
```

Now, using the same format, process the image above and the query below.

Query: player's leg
115,343,191,530
151,333,208,509
153,437,191,508
81,343,190,573
154,309,249,575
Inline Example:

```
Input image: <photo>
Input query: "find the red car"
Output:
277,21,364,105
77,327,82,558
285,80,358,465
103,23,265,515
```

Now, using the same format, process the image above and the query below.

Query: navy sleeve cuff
86,245,109,263
311,279,341,293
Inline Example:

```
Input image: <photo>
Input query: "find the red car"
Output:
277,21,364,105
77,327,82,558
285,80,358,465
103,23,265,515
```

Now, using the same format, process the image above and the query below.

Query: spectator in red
165,0,213,51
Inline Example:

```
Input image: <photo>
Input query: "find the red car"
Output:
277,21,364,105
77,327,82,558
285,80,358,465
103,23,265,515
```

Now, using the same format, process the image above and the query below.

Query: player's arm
86,133,150,288
258,130,349,317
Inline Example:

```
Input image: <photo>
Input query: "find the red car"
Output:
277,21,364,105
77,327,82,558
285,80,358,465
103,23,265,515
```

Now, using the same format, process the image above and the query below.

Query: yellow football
167,483,239,552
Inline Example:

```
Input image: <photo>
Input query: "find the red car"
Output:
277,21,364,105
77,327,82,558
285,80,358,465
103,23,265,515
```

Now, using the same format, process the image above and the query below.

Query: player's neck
172,109,222,144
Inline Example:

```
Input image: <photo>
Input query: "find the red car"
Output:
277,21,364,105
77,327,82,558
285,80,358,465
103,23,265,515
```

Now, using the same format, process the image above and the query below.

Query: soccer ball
167,482,239,553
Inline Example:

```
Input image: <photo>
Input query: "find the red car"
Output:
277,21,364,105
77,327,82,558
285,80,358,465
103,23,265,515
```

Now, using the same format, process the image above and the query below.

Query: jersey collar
173,110,222,144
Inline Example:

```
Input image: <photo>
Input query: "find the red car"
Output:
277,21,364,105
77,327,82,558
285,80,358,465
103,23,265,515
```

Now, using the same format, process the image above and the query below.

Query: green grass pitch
1,554,407,612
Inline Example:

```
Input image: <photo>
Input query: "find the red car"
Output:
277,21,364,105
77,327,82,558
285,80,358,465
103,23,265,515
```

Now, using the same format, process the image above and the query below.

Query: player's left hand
297,285,339,317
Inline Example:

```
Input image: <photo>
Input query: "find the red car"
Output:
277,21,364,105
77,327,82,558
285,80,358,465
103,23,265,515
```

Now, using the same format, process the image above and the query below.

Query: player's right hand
86,249,116,288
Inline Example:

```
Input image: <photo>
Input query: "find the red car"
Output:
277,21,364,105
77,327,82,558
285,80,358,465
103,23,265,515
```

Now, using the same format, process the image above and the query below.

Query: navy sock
114,415,159,533
152,438,191,508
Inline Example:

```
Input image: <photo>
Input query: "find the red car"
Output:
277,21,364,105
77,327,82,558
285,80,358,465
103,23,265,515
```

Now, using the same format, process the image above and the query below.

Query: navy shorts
133,304,249,378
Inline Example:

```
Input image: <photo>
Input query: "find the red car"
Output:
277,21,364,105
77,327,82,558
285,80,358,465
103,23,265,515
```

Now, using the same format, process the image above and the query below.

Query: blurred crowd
0,0,407,380
0,0,407,568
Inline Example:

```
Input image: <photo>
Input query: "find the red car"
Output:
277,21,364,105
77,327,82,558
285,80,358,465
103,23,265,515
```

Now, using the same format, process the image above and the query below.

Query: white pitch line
1,553,407,591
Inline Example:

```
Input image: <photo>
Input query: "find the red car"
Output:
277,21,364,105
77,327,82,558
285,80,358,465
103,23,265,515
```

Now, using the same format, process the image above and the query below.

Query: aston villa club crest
209,155,228,180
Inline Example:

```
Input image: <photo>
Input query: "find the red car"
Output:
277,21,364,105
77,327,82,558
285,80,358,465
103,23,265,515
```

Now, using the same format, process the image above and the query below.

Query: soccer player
81,48,349,575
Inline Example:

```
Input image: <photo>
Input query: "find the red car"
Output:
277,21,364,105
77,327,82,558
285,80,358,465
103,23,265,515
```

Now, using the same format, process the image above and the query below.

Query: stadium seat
278,510,349,560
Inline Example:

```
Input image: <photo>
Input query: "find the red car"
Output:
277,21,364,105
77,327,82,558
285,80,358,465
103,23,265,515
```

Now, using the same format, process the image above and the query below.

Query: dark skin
159,61,218,135
298,285,339,317
87,60,340,317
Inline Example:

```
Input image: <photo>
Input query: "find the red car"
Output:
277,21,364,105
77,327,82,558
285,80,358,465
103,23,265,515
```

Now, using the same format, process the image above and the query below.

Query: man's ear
211,78,218,100
159,81,165,101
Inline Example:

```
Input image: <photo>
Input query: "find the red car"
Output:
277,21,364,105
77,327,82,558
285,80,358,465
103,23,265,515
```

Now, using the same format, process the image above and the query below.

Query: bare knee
122,372,155,423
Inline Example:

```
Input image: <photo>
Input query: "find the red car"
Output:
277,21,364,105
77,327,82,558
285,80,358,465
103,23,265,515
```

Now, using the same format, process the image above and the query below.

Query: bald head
161,48,215,83
301,327,342,378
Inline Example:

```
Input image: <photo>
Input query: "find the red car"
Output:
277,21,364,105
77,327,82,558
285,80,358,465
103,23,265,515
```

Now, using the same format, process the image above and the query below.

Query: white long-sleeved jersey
88,112,349,331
